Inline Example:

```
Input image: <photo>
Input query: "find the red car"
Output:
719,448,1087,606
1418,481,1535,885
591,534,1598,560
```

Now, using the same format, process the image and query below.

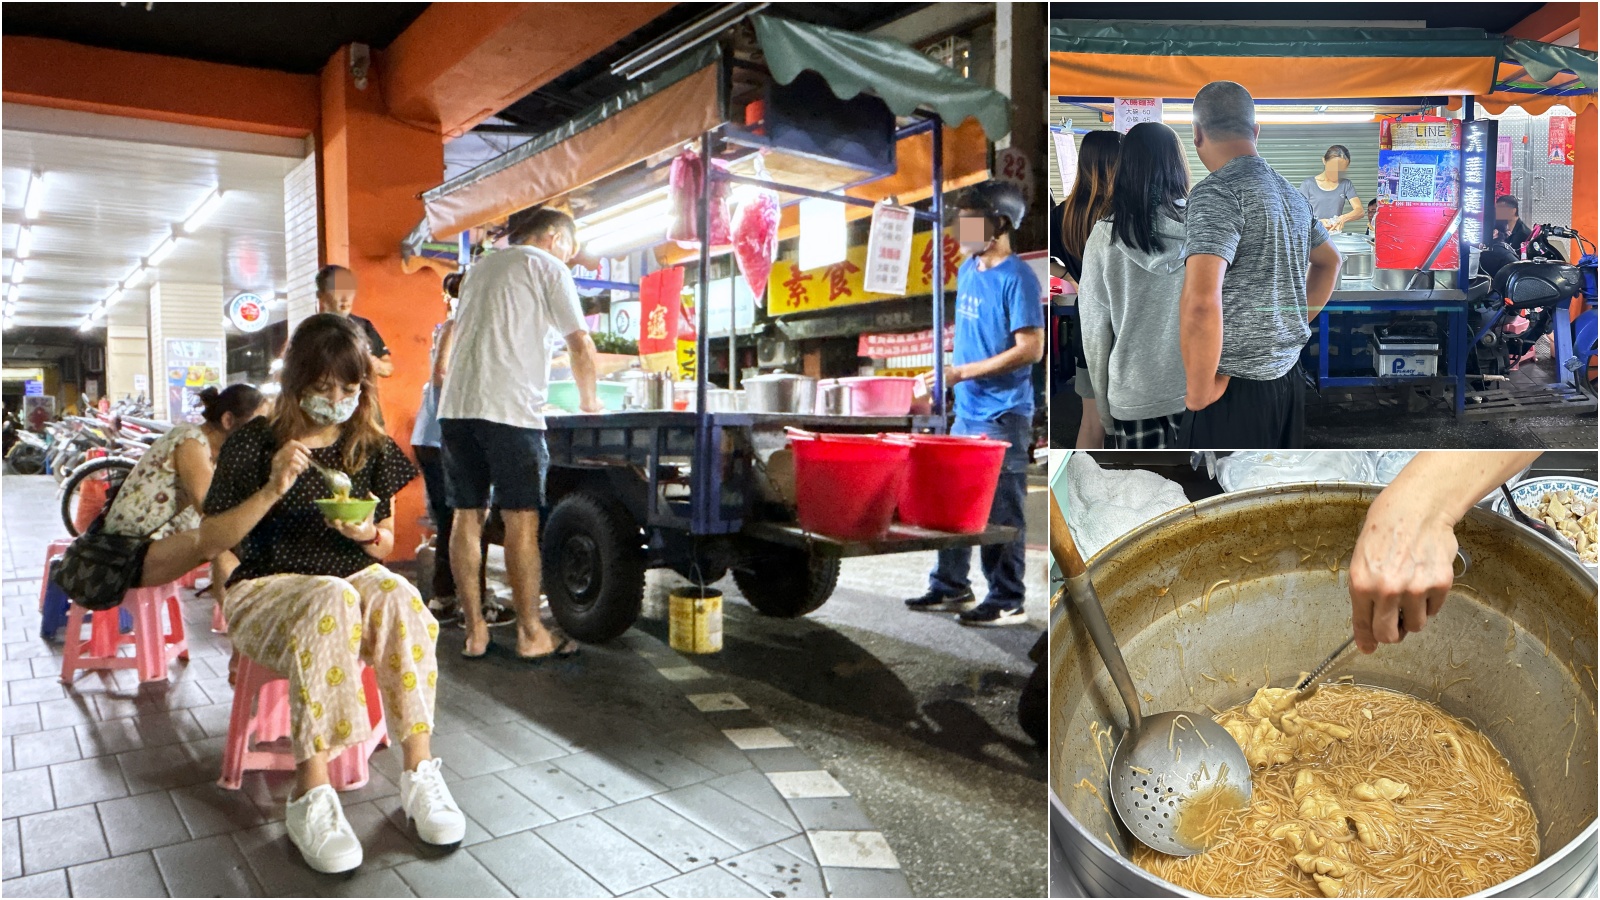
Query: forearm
1306,262,1339,321
567,334,601,406
1377,451,1542,528
1179,290,1224,397
200,486,284,554
958,344,1038,381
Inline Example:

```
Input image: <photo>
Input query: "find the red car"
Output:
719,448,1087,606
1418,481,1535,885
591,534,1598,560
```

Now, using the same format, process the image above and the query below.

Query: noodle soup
1132,684,1539,898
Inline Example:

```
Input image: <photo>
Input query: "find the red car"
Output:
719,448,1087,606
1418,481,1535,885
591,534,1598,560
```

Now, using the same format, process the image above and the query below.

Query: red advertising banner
638,266,686,357
1548,116,1575,165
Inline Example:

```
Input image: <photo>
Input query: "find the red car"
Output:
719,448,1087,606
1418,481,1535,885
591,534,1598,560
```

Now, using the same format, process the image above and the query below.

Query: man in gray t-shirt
1177,81,1342,449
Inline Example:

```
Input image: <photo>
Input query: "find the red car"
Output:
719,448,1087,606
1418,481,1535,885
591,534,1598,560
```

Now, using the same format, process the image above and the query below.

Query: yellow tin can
669,588,723,654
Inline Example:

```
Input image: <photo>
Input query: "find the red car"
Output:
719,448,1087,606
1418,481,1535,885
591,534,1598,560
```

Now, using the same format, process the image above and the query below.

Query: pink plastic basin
836,377,916,417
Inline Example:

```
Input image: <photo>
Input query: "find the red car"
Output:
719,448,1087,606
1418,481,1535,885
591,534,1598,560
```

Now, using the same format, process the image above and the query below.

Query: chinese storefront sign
1460,119,1495,249
164,339,224,424
863,203,915,296
769,227,958,315
857,324,954,358
1548,116,1575,165
1112,98,1161,134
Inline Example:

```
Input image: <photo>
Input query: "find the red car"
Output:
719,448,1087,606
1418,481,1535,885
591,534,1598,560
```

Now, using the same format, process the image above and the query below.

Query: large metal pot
744,370,817,414
1049,484,1597,897
1330,233,1374,282
618,370,671,410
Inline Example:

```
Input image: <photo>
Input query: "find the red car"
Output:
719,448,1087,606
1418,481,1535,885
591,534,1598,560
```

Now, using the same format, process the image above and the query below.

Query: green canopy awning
753,15,1011,141
1503,38,1597,88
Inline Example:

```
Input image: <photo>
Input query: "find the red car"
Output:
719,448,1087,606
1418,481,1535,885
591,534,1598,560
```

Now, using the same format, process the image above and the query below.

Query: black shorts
439,418,549,511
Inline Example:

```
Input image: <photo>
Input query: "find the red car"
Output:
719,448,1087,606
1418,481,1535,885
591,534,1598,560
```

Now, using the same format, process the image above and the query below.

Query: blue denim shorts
439,418,549,511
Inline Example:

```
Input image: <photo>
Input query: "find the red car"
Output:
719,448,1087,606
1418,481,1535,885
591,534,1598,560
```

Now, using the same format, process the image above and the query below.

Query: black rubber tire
732,544,839,618
6,444,44,476
60,456,137,537
541,491,645,643
1018,661,1047,747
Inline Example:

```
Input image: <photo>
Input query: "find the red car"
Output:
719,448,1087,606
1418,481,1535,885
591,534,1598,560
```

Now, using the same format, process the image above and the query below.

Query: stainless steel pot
819,380,853,416
618,370,671,410
743,370,817,414
1372,267,1456,291
1049,484,1597,897
705,388,740,413
1330,233,1374,282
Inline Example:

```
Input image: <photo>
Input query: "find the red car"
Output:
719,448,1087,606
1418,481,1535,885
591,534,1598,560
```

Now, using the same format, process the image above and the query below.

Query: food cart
414,16,1021,642
1048,21,1597,420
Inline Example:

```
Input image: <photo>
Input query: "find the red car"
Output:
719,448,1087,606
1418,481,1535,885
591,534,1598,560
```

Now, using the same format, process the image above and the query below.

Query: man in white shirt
438,207,601,659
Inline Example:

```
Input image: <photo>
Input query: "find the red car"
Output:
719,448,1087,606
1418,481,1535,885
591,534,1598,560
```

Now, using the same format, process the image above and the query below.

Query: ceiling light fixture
107,288,125,309
16,226,33,260
78,317,95,332
182,189,225,234
91,303,108,322
6,284,17,306
9,260,22,284
124,267,148,289
147,234,177,267
22,171,44,220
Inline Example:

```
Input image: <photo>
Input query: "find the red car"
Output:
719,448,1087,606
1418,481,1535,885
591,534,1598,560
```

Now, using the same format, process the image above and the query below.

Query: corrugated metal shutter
1049,99,1381,234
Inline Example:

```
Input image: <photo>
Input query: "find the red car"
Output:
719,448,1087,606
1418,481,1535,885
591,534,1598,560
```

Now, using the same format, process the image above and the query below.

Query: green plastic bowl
547,380,627,413
316,498,378,523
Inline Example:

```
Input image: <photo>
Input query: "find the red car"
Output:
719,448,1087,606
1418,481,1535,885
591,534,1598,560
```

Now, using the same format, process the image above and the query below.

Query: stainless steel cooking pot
743,370,817,414
819,380,853,416
618,370,671,410
1049,484,1597,897
705,388,741,413
1372,267,1456,291
1330,233,1374,282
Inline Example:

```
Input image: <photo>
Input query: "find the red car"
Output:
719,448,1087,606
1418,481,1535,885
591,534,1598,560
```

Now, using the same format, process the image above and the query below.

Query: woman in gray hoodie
1077,122,1192,448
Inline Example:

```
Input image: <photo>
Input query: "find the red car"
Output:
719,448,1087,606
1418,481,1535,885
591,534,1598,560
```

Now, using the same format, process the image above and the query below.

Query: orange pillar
1574,4,1597,265
321,46,444,561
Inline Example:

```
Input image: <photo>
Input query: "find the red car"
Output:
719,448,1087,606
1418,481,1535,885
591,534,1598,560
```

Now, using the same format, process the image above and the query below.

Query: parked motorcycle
1468,224,1598,397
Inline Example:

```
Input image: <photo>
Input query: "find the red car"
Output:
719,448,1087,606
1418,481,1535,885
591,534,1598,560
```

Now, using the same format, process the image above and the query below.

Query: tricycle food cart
416,15,1022,643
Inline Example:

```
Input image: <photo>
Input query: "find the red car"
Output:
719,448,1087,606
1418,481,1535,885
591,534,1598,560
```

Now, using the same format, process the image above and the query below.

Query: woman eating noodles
204,313,464,874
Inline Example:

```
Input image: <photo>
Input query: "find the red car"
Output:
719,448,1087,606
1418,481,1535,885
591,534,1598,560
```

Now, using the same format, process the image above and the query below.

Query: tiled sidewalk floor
0,475,910,898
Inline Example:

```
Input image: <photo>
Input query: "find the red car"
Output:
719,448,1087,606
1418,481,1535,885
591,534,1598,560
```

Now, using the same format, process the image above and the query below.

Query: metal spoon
1500,483,1566,546
310,460,352,497
1050,493,1251,857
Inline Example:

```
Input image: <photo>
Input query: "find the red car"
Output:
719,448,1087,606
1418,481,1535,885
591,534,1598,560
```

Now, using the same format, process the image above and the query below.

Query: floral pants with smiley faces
223,564,439,763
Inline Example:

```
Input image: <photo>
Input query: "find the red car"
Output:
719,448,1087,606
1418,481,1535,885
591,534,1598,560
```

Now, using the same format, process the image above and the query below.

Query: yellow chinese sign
768,227,960,315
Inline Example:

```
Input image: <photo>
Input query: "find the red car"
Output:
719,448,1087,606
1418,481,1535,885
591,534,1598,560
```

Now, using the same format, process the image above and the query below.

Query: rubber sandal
518,633,580,663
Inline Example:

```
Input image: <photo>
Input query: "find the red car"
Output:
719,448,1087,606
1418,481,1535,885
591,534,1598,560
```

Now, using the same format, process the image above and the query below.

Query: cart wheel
732,544,839,618
541,492,644,643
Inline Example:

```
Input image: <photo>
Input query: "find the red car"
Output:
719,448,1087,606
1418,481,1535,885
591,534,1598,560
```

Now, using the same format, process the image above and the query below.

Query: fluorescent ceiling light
585,214,673,257
9,260,22,284
6,284,17,305
16,226,33,260
147,235,177,266
182,189,224,234
91,303,107,322
124,267,147,289
107,288,125,309
576,194,673,244
78,318,95,332
23,172,44,220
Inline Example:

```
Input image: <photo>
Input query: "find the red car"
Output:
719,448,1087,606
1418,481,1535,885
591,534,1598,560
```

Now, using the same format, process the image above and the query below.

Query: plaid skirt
1112,414,1184,449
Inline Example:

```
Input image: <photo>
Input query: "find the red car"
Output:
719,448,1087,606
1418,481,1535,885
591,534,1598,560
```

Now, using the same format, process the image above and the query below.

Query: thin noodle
1203,579,1230,614
1133,685,1539,898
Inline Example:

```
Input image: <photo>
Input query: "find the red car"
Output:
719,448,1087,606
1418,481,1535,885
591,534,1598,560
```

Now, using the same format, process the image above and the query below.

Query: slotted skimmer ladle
1051,493,1251,856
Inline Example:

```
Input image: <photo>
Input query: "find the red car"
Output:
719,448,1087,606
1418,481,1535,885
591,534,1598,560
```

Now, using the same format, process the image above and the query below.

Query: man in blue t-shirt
907,181,1045,626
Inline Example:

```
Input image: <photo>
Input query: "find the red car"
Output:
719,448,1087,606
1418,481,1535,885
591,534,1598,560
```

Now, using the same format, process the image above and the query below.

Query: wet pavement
0,474,1045,898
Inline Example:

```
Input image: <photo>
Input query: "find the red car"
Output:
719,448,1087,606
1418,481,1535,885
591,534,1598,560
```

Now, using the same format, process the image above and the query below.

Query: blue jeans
927,412,1031,609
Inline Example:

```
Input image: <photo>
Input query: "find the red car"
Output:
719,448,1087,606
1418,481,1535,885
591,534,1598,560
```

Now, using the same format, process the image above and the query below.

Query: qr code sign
1396,164,1437,202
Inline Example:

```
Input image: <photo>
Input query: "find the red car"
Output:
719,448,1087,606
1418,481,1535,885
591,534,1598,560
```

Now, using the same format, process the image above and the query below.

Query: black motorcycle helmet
955,180,1027,235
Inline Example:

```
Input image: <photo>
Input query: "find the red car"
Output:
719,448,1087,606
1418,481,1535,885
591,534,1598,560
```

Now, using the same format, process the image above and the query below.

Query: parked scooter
1468,224,1598,397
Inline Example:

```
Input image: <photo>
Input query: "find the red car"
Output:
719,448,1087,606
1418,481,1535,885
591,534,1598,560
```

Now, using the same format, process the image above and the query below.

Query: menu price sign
165,338,224,424
863,203,915,296
1112,98,1161,134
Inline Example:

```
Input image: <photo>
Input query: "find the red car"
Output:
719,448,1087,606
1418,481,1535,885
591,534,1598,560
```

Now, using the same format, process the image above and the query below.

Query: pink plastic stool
59,583,189,684
218,655,388,791
38,538,75,612
180,566,206,589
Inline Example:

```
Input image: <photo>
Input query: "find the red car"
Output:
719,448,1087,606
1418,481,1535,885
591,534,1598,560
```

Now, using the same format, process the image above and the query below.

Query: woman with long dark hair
1051,129,1122,448
1077,122,1192,448
204,313,463,874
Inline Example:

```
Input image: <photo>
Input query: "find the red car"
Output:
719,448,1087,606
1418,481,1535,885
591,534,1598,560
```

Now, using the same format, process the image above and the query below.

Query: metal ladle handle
1050,492,1143,733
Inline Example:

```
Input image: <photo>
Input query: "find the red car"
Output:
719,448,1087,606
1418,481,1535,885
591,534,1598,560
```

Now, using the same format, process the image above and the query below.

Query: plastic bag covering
752,15,1011,142
422,45,724,238
730,161,781,302
667,149,731,249
1048,22,1503,99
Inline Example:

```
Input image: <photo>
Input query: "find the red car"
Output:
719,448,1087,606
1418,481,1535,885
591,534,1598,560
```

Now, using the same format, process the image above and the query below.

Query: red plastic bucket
787,430,912,540
896,434,1010,533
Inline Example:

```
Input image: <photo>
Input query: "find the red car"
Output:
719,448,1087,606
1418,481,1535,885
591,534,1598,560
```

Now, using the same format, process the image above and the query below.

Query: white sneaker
285,784,363,874
400,758,466,846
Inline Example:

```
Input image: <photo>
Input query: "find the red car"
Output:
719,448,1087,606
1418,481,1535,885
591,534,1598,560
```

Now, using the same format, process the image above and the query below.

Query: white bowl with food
1491,476,1599,569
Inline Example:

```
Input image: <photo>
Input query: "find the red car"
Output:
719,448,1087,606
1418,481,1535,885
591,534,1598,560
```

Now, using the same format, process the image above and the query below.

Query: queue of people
1056,80,1342,449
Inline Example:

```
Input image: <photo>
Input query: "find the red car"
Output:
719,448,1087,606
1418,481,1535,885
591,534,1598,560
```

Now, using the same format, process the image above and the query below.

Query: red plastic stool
59,583,189,684
38,538,75,612
218,655,388,791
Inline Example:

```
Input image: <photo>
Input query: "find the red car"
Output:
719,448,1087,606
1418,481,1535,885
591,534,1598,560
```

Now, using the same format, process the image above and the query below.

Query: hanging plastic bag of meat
730,159,782,304
667,147,731,250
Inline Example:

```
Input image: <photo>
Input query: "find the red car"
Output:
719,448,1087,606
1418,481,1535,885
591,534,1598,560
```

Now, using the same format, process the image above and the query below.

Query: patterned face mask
300,390,360,426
